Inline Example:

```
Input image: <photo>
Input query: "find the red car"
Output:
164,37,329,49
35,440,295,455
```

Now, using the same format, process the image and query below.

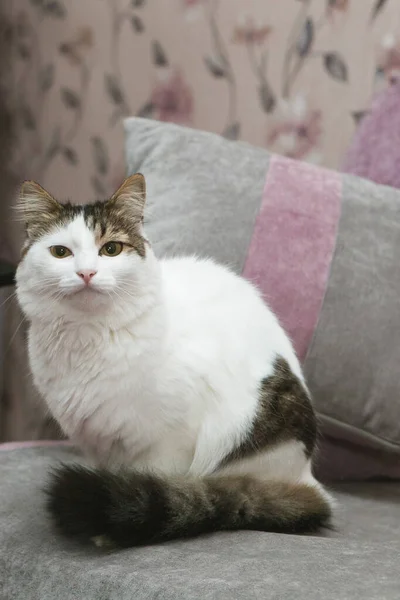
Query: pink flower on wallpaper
233,16,272,45
151,69,193,125
326,0,349,23
182,0,202,6
267,96,322,162
378,34,400,84
326,0,349,13
182,0,203,21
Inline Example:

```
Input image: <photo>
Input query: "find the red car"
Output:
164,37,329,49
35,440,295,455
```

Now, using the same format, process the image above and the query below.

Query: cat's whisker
110,288,127,305
6,314,27,351
0,290,17,311
112,286,134,294
113,289,138,304
29,279,59,291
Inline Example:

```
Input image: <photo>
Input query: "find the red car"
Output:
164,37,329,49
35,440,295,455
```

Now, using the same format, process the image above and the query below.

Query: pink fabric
0,441,71,451
343,82,400,188
243,155,342,361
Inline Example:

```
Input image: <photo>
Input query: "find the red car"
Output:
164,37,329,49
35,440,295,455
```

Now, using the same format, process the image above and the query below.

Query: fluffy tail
47,464,332,548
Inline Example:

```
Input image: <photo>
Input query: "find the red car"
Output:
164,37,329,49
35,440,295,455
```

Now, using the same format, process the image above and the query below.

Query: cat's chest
31,323,133,377
29,321,198,471
29,322,157,420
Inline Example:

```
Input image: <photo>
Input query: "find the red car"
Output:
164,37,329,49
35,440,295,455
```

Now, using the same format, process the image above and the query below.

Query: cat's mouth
63,285,112,310
64,284,107,298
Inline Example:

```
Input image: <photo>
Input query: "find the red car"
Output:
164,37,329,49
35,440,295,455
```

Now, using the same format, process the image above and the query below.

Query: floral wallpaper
5,0,400,206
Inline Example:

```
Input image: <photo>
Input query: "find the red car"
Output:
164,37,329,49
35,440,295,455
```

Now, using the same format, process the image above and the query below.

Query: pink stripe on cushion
0,440,71,451
243,155,342,362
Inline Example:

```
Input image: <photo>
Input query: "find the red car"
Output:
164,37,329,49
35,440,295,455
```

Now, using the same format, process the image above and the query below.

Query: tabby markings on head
17,174,147,258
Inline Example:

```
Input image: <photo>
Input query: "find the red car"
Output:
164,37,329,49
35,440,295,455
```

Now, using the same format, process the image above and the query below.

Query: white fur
17,215,321,490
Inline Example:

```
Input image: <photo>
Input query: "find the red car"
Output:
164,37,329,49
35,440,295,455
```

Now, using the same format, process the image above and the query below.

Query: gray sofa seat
1,446,399,600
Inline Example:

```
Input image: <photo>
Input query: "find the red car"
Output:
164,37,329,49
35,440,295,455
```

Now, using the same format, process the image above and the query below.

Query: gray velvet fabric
1,447,400,599
304,174,400,456
124,118,268,273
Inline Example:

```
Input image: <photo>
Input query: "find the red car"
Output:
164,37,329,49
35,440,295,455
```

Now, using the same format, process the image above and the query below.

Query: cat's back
160,256,263,318
159,256,298,376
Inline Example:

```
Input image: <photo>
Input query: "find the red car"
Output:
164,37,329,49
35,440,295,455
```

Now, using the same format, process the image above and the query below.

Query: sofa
1,119,399,599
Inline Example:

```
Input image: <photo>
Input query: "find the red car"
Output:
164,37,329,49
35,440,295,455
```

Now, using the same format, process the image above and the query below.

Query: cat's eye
49,245,72,259
100,241,123,257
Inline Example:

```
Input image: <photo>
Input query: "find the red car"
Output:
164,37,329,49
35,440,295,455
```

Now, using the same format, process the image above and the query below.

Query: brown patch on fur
97,200,146,258
17,174,148,258
223,357,317,466
100,173,147,257
90,209,147,258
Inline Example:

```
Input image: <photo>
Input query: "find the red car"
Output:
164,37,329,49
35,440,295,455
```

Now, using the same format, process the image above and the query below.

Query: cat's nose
77,270,97,285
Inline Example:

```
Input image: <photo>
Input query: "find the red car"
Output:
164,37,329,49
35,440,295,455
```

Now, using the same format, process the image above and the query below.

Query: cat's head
16,174,160,322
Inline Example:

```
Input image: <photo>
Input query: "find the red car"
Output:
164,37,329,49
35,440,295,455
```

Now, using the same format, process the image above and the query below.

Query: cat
16,173,333,548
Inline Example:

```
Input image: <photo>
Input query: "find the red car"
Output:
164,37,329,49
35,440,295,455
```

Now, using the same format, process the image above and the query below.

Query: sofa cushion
1,446,400,600
124,118,400,479
343,82,400,189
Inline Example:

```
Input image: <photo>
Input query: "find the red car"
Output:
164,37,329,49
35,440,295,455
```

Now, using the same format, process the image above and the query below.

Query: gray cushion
125,118,270,273
1,447,400,599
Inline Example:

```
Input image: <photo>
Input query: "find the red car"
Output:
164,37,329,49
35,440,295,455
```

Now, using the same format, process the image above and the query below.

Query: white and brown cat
16,174,332,548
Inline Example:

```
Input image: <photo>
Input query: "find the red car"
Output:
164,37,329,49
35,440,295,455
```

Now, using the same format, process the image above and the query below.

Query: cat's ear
109,173,146,221
17,181,62,236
